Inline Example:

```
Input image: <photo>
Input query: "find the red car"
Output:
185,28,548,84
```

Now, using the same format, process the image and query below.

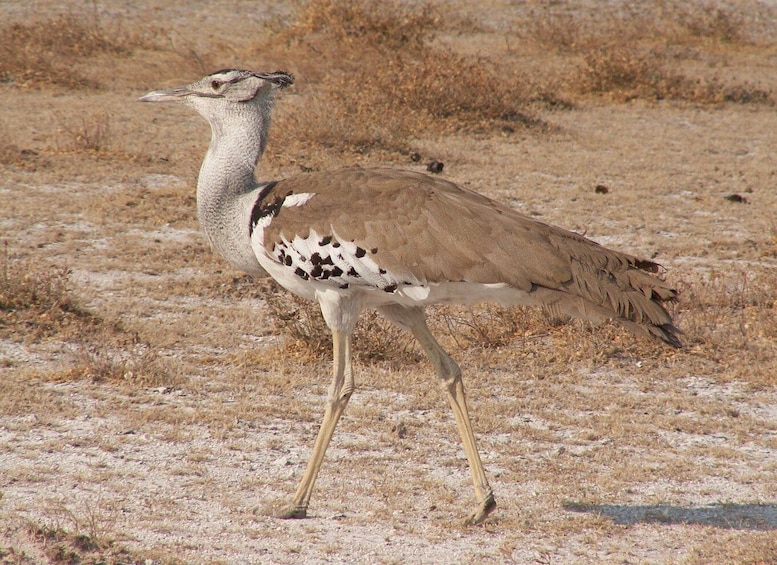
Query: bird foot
274,504,308,520
463,491,496,526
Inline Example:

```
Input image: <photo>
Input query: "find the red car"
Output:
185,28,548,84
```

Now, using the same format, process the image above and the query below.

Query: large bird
139,69,680,525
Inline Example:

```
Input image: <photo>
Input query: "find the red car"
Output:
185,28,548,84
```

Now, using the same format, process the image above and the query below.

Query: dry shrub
677,269,776,387
0,14,149,88
286,0,437,52
716,83,773,105
433,304,537,350
518,11,600,54
17,520,177,565
673,3,746,44
58,337,182,388
574,45,684,101
55,112,113,154
518,2,773,105
284,51,539,155
26,523,103,565
262,281,418,364
371,52,537,126
266,0,541,156
573,43,773,104
263,283,331,353
0,248,99,340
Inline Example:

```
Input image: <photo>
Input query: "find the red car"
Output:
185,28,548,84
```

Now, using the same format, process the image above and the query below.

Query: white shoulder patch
282,192,316,208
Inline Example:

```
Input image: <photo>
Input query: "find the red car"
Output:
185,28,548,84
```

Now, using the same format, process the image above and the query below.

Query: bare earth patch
1,1,776,564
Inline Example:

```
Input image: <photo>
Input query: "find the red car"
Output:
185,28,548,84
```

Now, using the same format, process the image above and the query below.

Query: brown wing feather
261,167,680,347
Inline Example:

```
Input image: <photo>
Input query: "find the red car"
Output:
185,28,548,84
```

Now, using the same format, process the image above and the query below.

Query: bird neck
196,108,271,276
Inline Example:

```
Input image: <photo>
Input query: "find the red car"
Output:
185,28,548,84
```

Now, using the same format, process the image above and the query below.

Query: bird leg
275,330,354,519
408,314,496,526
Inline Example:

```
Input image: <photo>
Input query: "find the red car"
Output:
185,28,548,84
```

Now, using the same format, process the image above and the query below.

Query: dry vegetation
260,0,546,156
1,0,776,563
0,12,155,89
517,2,775,103
0,248,97,342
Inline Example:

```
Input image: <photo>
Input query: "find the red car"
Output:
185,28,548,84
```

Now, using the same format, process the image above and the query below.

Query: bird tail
530,253,682,348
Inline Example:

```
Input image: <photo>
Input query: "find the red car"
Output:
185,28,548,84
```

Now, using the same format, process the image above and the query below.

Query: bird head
139,69,294,121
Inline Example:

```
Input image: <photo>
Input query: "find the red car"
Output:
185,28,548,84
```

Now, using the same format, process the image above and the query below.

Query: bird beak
138,87,190,103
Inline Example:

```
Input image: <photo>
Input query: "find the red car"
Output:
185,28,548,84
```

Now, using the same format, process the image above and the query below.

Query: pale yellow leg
408,315,496,526
276,330,354,519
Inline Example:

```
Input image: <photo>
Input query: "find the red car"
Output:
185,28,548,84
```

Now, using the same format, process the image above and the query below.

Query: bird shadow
563,501,777,531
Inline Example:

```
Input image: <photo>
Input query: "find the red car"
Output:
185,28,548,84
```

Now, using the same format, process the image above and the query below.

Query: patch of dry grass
0,245,99,341
284,0,438,52
672,3,749,44
259,0,545,159
279,53,541,157
54,112,113,155
263,280,419,365
573,44,773,104
1,0,773,170
0,245,180,388
685,530,777,565
0,13,152,89
249,0,776,165
574,45,683,102
0,123,27,166
0,518,183,565
53,337,182,388
520,2,757,51
521,1,769,52
0,373,79,421
517,2,775,104
676,269,777,387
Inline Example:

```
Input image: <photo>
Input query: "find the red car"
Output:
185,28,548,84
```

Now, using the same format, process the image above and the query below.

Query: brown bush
55,112,113,154
262,280,418,364
264,0,542,156
572,43,773,104
285,0,437,52
574,45,683,101
0,249,98,340
674,4,746,43
676,269,777,386
0,14,149,88
516,2,773,105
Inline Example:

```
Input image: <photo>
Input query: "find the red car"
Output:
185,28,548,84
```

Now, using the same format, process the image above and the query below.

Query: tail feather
529,248,681,348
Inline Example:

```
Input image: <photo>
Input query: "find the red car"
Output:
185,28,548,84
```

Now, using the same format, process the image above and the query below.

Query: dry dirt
1,1,777,564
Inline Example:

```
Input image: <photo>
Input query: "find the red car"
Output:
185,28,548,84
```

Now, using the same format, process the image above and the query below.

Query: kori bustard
140,69,680,525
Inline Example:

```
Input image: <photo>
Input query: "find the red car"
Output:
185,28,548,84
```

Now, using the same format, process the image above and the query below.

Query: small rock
410,152,422,162
724,193,749,203
426,160,444,174
594,184,609,194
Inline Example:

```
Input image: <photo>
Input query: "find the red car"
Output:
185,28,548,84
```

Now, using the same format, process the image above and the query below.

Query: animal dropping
140,68,681,526
426,160,444,173
724,193,749,204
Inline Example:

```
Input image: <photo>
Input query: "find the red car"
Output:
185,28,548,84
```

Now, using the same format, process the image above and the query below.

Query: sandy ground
2,1,777,564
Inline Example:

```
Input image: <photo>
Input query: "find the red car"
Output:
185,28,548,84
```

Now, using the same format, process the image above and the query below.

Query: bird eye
211,80,223,90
